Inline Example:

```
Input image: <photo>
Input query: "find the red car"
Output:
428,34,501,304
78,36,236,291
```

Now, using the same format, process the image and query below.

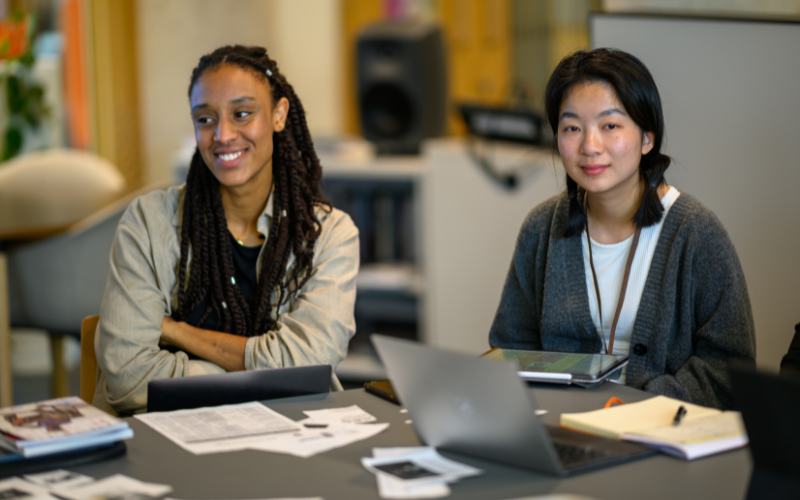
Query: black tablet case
147,365,331,412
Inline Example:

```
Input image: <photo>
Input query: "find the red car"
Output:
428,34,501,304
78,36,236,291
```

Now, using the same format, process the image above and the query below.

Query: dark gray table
71,384,752,500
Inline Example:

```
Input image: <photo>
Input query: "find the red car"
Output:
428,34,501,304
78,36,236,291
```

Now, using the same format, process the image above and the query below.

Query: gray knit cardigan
489,191,756,409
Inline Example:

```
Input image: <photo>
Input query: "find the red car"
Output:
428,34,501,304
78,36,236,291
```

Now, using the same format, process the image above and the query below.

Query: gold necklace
230,227,247,246
230,227,266,246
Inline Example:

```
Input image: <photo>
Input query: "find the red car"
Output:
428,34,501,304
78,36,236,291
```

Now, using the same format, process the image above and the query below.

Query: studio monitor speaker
357,21,447,155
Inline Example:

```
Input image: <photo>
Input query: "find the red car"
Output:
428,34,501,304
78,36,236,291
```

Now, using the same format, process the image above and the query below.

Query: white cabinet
323,139,563,382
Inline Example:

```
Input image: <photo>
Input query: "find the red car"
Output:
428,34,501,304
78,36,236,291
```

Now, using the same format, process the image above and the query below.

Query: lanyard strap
586,224,642,355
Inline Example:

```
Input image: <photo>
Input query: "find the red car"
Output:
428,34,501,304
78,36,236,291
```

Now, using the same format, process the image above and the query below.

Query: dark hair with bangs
544,48,671,238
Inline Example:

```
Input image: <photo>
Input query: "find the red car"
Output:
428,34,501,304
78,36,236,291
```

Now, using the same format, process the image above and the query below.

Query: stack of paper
0,471,171,500
49,474,172,500
136,402,388,458
362,447,482,499
620,412,748,460
560,395,748,460
0,477,60,500
3,470,326,500
0,397,133,458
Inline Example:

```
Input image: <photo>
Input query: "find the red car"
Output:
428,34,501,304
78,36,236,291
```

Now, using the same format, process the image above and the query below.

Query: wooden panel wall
436,0,510,135
341,0,512,136
88,0,142,188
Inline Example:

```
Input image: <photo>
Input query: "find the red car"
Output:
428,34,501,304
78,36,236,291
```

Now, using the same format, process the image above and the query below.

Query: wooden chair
80,315,100,404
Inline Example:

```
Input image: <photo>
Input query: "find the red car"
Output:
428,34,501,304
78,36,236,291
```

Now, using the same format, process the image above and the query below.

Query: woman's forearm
160,316,247,372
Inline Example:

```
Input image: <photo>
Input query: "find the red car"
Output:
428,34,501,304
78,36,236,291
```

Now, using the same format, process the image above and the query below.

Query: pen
672,405,687,426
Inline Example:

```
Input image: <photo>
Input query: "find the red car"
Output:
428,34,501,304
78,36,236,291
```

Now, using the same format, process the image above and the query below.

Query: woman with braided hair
94,45,358,415
489,48,755,409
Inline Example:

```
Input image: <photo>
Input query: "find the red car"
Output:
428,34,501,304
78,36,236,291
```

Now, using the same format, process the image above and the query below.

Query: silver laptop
371,334,654,476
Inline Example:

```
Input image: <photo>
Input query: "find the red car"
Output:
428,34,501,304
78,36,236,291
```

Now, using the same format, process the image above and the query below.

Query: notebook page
560,396,721,439
624,411,746,445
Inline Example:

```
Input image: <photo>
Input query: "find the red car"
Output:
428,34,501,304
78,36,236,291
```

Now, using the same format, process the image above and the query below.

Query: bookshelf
322,138,562,384
320,150,424,383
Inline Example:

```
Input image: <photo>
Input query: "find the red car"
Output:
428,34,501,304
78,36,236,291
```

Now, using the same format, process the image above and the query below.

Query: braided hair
176,45,330,337
544,48,672,238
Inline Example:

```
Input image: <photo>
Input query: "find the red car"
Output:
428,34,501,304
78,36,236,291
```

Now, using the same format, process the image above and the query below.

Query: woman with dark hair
489,48,755,409
94,46,358,415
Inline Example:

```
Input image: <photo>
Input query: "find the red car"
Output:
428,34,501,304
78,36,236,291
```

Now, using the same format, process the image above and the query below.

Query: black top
168,236,263,359
164,235,261,359
780,323,800,375
184,234,262,332
165,236,265,361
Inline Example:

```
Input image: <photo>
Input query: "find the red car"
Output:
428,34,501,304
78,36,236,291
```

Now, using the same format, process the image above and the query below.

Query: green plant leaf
7,75,23,113
29,85,44,100
2,126,23,161
19,51,35,68
2,51,49,154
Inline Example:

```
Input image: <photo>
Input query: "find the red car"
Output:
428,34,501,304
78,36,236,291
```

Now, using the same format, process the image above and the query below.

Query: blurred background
1,0,799,405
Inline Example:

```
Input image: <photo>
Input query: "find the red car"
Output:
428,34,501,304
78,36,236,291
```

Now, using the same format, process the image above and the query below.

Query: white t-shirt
582,186,680,383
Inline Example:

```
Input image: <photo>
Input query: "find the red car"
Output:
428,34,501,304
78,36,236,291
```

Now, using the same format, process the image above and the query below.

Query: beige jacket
93,185,359,415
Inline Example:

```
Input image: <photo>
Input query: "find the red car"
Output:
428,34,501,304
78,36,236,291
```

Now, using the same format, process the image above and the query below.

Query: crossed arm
159,316,247,372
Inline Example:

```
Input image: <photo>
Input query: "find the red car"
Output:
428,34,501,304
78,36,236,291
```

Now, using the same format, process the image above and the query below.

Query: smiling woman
93,46,359,415
488,48,755,410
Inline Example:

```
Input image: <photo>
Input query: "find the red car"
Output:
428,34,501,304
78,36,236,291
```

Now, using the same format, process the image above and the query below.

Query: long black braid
175,45,330,337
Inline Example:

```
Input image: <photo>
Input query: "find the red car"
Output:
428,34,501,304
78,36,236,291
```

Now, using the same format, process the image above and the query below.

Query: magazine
0,397,133,458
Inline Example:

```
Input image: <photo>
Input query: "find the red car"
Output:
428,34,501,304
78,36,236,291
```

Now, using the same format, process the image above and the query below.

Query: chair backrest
8,180,174,333
80,315,100,404
0,148,126,235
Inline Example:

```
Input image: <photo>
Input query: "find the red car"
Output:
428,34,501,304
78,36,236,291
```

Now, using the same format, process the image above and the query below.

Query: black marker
672,405,687,426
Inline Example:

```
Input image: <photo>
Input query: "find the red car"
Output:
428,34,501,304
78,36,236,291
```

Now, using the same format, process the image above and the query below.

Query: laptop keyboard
554,442,613,467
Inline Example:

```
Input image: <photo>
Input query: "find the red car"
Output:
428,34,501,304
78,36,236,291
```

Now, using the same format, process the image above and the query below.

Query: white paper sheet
135,402,301,455
0,477,60,500
504,496,601,500
362,447,482,487
137,402,387,458
23,469,94,489
49,474,172,500
249,419,389,458
302,405,377,424
167,498,323,500
370,447,451,499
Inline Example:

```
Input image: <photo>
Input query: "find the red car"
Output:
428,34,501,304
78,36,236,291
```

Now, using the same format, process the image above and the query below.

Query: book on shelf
323,180,415,266
559,395,748,460
0,396,133,458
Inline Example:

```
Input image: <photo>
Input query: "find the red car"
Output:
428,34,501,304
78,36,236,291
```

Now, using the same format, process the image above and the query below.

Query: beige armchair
0,148,126,236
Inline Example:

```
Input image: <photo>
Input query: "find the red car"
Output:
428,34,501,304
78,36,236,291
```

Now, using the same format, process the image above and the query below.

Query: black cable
466,137,545,190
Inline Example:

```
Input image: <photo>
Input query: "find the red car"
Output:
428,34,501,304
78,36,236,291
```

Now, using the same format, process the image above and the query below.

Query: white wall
270,0,343,139
422,141,564,354
136,0,342,184
603,0,800,16
592,14,800,371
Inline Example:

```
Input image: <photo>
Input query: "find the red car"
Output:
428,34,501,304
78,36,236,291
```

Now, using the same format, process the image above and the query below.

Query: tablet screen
483,349,626,379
